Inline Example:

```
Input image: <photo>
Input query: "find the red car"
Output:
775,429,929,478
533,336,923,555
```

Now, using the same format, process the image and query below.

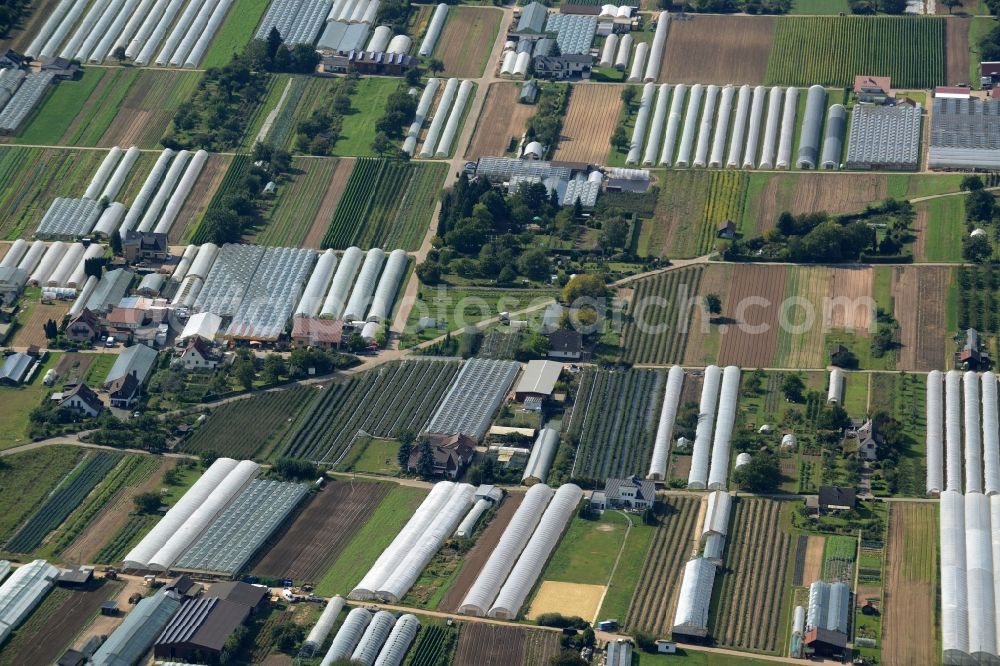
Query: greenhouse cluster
929,98,1000,170
845,104,921,171
624,83,835,170
687,365,741,491
459,483,583,619
407,78,474,159
24,0,234,66
427,358,522,440
258,0,335,46
544,14,597,55
0,559,59,645
350,482,476,602
0,71,54,134
173,479,308,576
321,608,419,666
647,364,684,480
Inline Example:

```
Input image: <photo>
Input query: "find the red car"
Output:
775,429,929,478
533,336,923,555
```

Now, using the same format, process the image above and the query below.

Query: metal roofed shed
153,596,251,660
929,98,1000,170
90,589,182,666
515,2,548,35
514,360,563,399
846,104,921,171
104,343,158,388
427,359,522,440
85,268,134,314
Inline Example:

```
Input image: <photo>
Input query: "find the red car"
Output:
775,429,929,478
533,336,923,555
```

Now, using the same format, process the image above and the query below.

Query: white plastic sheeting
726,85,751,169
500,50,516,76
735,452,751,469
402,78,439,156
124,458,240,569
77,0,125,62
966,371,984,494
659,84,686,166
343,248,386,321
688,365,721,489
672,557,716,637
758,87,783,169
966,492,996,660
60,0,112,60
29,241,67,286
84,147,123,200
90,0,141,62
488,483,582,619
512,51,530,79
459,483,554,616
600,34,618,68
418,4,448,57
295,250,338,317
187,242,219,280
0,559,58,644
927,370,944,495
614,33,632,71
741,85,766,169
168,0,220,67
455,498,491,539
709,85,735,168
133,0,184,64
820,104,847,170
702,491,731,538
648,365,683,480
707,365,740,490
984,372,1000,495
92,203,127,238
352,611,396,666
100,146,141,201
68,276,98,317
25,0,75,57
119,149,174,239
374,614,420,666
675,84,703,168
523,428,559,483
185,0,234,67
626,83,656,165
946,370,963,493
321,246,363,319
797,85,827,169
693,85,718,168
170,244,199,284
154,149,208,235
827,368,843,405
776,86,798,170
156,0,206,66
643,12,668,82
67,243,105,289
628,42,648,83
941,490,968,661
303,595,345,655
420,78,459,158
137,150,191,233
367,25,392,53
642,84,669,167
147,460,259,571
436,80,474,158
0,239,26,269
321,608,372,665
16,240,46,275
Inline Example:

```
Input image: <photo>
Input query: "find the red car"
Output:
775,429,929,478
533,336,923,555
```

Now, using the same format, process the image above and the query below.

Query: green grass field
917,196,965,263
334,78,401,157
200,0,272,69
788,0,851,13
16,69,108,144
541,512,630,586
597,516,656,623
83,354,117,386
0,353,59,450
63,68,139,146
0,445,84,541
336,437,402,477
315,484,427,596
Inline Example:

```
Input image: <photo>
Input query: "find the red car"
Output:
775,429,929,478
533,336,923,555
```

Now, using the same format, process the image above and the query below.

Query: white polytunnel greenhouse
709,85,735,168
137,150,192,233
940,490,968,663
147,459,260,571
321,246,364,319
983,372,1000,495
92,202,127,238
119,149,174,238
322,607,372,666
420,78,459,158
170,244,199,284
374,613,420,666
626,83,655,166
758,87,783,170
386,34,411,55
154,149,208,235
672,557,716,637
302,595,346,657
820,104,847,170
29,241,67,286
675,83,703,168
84,147,123,200
659,84,686,167
614,33,632,71
367,25,392,52
642,84,669,167
123,457,239,569
488,483,582,619
0,559,59,645
44,242,84,288
0,560,9,583
688,365,721,489
459,483,555,616
927,370,944,495
455,498,491,539
827,368,843,405
796,85,827,169
67,244,105,289
343,248,386,321
702,490,732,540
735,452,751,469
402,78,439,156
68,276,98,317
500,50,516,76
693,84,719,168
726,85,751,169
627,42,648,83
352,482,457,600
966,492,996,659
965,371,983,494
436,79,474,157
648,365,684,480
418,3,447,57
0,239,26,269
16,240,46,276
352,610,396,665
295,249,338,317
101,146,141,201
512,51,530,79
806,581,849,634
643,12,668,82
707,365,740,491
741,85,766,169
187,242,219,280
600,34,617,68
375,483,475,602
0,72,53,133
523,427,559,484
946,369,963,493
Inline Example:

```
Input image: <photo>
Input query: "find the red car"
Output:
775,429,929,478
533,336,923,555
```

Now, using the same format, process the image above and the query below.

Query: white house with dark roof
603,475,656,510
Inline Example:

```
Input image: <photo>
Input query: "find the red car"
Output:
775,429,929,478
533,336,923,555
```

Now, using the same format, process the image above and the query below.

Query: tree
428,58,444,74
549,652,587,665
620,86,637,108
731,452,781,492
398,439,413,471
404,67,422,86
609,126,629,152
562,274,610,303
133,491,161,514
963,234,992,263
266,26,283,61
371,131,392,157
84,256,104,279
415,260,441,285
517,247,550,281
262,354,286,384
704,293,722,316
516,331,550,360
273,457,318,480
112,46,127,64
941,0,962,11
962,175,985,191
599,217,629,249
235,360,256,390
782,373,805,402
109,230,122,256
416,439,435,478
43,318,57,340
270,623,305,651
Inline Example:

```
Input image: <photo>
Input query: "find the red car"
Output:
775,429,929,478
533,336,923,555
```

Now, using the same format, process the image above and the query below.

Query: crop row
625,496,700,635
570,367,665,482
478,330,522,360
181,387,318,460
282,360,461,464
621,265,705,365
713,499,790,652
191,153,252,243
407,625,458,666
700,171,747,253
6,452,123,553
765,17,944,89
94,514,159,565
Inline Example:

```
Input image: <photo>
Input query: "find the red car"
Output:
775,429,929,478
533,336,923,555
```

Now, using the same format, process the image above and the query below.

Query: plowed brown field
883,503,936,666
454,623,559,666
825,267,873,332
893,266,950,371
748,173,889,235
660,16,773,85
553,84,621,165
465,83,536,160
944,17,970,87
717,264,786,368
304,157,355,249
435,7,503,78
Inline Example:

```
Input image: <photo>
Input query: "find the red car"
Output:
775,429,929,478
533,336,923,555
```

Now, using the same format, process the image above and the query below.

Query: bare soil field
454,623,560,666
439,493,523,612
803,536,825,585
12,301,68,348
660,16,774,85
303,157,355,249
53,353,95,382
253,480,390,581
435,7,503,79
526,581,606,622
717,264,787,368
748,174,889,235
944,17,970,86
912,206,928,261
893,266,950,371
553,84,622,165
169,154,233,244
98,70,199,148
465,83,536,160
683,264,732,366
883,502,937,666
825,267,873,332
